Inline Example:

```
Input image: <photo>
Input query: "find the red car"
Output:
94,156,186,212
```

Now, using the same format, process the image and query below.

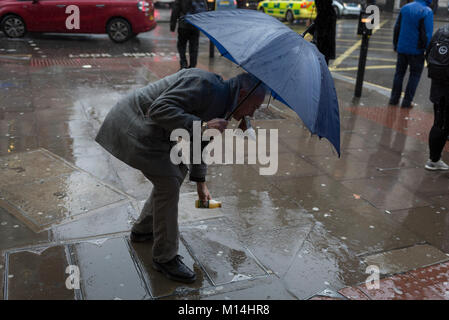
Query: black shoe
152,255,196,284
130,231,153,242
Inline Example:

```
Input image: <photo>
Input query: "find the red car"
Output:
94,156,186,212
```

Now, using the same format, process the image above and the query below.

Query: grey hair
235,72,269,96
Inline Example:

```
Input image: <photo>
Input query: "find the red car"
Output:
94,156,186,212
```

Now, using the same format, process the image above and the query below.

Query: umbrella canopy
185,9,340,156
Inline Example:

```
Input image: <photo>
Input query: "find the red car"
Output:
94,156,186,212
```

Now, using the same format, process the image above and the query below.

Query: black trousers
177,28,200,69
429,97,449,162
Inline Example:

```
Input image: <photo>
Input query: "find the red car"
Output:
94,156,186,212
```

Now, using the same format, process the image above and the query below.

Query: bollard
207,0,215,58
354,8,373,98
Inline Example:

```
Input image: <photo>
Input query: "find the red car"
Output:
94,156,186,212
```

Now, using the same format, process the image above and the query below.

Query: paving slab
0,136,39,157
0,148,74,188
203,187,313,235
204,164,275,196
346,148,420,169
338,286,371,300
70,237,149,300
283,225,367,299
309,203,422,255
0,149,133,232
50,201,138,241
395,168,449,197
239,224,313,277
362,244,449,276
270,175,370,213
251,152,323,179
0,171,128,232
6,245,74,300
129,237,210,299
306,153,386,181
0,207,49,251
204,276,297,300
341,175,430,211
180,218,267,286
390,206,449,254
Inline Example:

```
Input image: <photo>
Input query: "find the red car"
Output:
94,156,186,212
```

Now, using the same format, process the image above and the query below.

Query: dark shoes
389,99,416,108
153,255,196,284
130,231,153,242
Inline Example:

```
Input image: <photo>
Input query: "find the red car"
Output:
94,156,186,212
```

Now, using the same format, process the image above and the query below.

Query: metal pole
208,0,215,59
209,40,215,58
354,32,369,97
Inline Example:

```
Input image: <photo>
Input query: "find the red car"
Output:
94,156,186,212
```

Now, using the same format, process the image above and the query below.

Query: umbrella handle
225,80,262,121
301,22,315,38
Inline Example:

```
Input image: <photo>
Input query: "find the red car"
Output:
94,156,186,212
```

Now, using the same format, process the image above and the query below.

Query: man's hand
238,118,248,131
197,182,212,202
206,118,228,133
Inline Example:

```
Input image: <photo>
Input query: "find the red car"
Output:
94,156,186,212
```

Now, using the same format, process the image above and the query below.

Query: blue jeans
389,53,425,106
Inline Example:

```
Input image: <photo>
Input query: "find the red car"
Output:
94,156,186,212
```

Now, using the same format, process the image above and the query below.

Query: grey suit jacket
95,68,240,181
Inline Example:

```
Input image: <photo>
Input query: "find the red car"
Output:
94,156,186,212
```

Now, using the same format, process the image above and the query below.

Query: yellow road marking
333,72,394,93
330,65,396,71
347,56,397,62
332,19,389,69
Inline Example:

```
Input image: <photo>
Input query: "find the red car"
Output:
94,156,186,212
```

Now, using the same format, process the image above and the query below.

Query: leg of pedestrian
177,28,189,69
402,54,425,108
389,53,408,105
148,173,196,283
188,29,200,68
426,98,449,170
130,189,155,242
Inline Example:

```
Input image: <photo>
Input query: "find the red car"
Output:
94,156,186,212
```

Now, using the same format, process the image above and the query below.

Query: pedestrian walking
95,69,267,283
389,0,433,108
303,0,336,65
170,0,207,70
425,24,449,170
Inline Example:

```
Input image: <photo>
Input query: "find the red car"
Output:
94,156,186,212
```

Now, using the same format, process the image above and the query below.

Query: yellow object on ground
195,199,222,208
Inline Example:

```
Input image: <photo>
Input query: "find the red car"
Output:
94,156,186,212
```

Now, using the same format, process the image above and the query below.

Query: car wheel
333,6,341,19
107,18,132,43
286,10,294,24
1,15,26,38
259,7,265,13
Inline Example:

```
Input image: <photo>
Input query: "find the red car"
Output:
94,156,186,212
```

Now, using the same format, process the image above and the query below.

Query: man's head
232,73,268,121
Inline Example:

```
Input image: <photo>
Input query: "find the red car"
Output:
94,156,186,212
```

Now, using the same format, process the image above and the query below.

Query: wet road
1,9,449,300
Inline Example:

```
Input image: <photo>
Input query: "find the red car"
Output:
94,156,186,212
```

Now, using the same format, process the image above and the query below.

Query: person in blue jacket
389,0,434,108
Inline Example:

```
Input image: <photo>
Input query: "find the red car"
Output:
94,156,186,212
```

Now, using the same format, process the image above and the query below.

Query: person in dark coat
95,68,267,283
170,0,207,69
425,25,449,171
389,0,433,108
304,0,337,65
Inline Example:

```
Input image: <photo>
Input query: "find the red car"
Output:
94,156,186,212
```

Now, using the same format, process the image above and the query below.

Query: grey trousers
131,166,187,263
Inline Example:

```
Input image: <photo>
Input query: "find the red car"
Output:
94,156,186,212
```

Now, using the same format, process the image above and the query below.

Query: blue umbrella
185,9,340,156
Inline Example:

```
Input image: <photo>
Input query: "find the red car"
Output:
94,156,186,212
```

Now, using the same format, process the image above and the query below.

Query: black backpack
427,25,449,82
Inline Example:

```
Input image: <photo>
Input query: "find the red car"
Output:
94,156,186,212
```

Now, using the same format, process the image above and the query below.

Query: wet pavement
1,9,449,300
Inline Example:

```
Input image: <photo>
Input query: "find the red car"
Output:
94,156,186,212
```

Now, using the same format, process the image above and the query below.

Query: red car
0,0,156,42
